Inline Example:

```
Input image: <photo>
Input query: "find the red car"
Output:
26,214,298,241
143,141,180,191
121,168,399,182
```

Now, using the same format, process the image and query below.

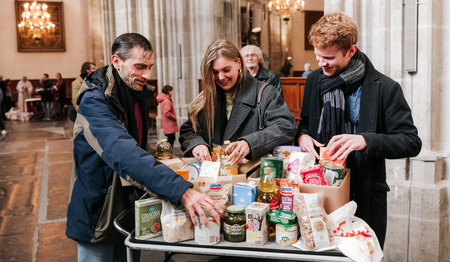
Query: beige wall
0,0,99,80
289,1,324,73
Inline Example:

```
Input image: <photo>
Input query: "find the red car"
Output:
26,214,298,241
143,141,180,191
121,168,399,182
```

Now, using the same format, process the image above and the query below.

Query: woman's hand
192,145,212,162
180,188,223,227
226,140,250,165
298,134,324,159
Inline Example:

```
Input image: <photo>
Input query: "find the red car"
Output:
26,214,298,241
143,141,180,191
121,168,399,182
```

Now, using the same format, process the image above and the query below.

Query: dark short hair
44,73,49,78
112,33,153,61
81,62,95,75
162,85,173,95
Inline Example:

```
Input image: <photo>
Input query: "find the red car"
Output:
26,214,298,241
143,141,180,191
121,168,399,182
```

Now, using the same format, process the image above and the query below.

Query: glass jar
223,205,246,242
156,139,172,160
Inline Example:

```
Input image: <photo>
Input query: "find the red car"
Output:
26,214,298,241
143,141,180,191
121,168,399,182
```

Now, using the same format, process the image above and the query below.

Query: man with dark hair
72,62,96,111
296,12,421,248
66,33,222,261
36,73,53,120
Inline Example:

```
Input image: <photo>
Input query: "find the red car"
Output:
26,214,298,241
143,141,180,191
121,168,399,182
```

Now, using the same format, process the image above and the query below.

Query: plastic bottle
220,140,238,176
257,166,279,238
156,139,173,160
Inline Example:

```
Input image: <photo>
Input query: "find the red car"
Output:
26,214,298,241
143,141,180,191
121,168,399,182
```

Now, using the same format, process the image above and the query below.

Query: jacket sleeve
179,117,209,156
361,81,422,159
78,91,192,206
161,100,177,121
239,85,297,158
295,73,316,142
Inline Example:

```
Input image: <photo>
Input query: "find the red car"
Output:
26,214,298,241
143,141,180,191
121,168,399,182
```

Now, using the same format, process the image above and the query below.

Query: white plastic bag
328,201,384,262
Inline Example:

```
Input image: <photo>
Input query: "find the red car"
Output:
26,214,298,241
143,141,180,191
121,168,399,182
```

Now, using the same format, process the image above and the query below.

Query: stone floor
0,116,281,262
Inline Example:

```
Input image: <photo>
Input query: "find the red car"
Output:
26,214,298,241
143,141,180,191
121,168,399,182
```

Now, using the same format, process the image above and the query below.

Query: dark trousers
165,133,175,146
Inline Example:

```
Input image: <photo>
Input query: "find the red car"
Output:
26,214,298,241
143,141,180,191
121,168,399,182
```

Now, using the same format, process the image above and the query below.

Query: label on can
195,213,220,245
322,161,344,186
276,223,298,246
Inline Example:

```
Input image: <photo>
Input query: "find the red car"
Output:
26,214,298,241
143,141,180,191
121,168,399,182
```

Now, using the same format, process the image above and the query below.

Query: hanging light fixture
17,0,55,40
267,0,304,22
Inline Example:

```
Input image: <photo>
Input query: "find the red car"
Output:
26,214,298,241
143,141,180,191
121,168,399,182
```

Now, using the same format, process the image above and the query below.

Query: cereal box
245,202,270,245
135,198,163,240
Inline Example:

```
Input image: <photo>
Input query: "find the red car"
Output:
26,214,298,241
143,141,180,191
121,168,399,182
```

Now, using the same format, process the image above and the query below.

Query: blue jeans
41,101,52,119
77,242,140,262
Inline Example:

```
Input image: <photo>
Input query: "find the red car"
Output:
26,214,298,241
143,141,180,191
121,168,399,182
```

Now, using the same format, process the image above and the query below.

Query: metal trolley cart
114,206,353,262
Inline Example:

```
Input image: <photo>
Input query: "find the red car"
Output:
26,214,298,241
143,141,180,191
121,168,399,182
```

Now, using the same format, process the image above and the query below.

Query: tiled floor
0,116,284,262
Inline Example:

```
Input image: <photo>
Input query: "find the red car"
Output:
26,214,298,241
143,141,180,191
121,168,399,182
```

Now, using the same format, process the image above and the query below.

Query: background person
72,62,96,111
295,12,421,247
180,39,296,165
36,74,53,121
16,76,33,110
0,87,6,135
240,44,283,98
156,85,178,146
302,63,312,77
66,33,222,262
53,72,66,120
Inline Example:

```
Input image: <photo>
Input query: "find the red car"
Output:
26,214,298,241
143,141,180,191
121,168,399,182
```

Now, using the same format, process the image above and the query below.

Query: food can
181,163,199,180
260,157,284,178
322,161,344,186
194,209,220,245
275,223,298,246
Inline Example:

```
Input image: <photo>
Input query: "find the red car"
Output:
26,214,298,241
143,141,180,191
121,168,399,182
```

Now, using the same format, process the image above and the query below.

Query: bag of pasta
293,192,335,251
161,200,194,242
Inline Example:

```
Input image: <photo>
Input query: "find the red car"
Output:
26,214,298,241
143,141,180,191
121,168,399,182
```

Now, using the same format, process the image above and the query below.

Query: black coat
296,57,421,247
255,64,283,99
180,74,297,160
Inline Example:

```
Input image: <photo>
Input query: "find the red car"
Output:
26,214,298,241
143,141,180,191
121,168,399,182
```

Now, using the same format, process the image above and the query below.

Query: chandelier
17,1,55,40
267,0,304,22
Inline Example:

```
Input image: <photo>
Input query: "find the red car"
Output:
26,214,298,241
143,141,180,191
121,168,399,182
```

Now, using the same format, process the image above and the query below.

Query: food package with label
245,202,270,246
232,181,258,208
135,198,163,240
300,165,328,185
287,151,316,183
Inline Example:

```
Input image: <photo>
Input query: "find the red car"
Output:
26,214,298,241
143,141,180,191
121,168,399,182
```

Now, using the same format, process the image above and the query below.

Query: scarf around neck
317,48,366,144
113,68,148,148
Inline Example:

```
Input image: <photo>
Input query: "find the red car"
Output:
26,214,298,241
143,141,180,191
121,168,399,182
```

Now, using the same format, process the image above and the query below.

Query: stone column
150,0,241,143
323,0,447,261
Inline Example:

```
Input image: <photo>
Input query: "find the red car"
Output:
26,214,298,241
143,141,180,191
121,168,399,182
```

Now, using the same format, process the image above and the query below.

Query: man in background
16,76,33,110
241,44,283,98
72,62,96,111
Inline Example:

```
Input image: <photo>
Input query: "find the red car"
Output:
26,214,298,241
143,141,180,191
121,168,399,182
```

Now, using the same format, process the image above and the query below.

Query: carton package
246,202,270,245
135,198,163,239
232,181,258,208
298,169,350,214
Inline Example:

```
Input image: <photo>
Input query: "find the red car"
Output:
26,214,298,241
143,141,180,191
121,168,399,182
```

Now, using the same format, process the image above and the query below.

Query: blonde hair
189,39,246,142
240,45,264,66
308,12,358,52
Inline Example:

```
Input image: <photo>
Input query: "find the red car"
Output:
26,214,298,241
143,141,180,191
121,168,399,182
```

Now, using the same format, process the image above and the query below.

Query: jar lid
267,209,297,225
161,139,167,142
224,140,231,145
226,205,244,214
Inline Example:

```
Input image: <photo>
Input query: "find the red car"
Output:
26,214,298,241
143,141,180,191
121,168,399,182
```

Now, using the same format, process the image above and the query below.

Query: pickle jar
223,205,246,242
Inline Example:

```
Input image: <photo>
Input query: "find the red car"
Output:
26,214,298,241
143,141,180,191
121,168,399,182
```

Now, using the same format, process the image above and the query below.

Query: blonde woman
179,39,297,165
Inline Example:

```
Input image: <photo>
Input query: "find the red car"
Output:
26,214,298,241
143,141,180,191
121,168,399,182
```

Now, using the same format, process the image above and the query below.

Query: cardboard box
298,169,350,214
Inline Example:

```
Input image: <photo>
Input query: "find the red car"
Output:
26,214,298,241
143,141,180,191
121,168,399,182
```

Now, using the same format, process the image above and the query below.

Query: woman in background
156,85,178,146
179,39,297,164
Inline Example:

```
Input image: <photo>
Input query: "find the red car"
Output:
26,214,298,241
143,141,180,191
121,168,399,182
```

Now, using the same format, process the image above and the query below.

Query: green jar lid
267,209,297,225
226,205,245,214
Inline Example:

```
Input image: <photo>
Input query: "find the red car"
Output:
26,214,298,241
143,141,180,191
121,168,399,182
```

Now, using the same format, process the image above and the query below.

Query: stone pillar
150,0,241,143
323,0,448,261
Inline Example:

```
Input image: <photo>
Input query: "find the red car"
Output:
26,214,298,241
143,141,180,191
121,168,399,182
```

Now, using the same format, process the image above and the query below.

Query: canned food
195,209,220,245
181,164,199,180
276,223,298,246
223,205,246,242
322,161,344,186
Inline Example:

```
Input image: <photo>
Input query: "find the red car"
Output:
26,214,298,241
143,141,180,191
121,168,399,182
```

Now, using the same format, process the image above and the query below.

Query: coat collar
223,73,258,139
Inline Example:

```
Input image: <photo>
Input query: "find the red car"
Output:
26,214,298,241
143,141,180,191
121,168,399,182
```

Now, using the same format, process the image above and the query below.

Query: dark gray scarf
317,48,366,144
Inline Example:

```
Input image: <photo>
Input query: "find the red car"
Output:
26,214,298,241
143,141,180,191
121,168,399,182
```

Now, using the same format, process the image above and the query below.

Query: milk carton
135,198,163,239
233,182,258,208
245,202,269,245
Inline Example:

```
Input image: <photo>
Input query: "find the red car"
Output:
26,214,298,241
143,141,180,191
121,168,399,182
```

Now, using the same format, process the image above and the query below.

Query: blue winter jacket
66,65,192,244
